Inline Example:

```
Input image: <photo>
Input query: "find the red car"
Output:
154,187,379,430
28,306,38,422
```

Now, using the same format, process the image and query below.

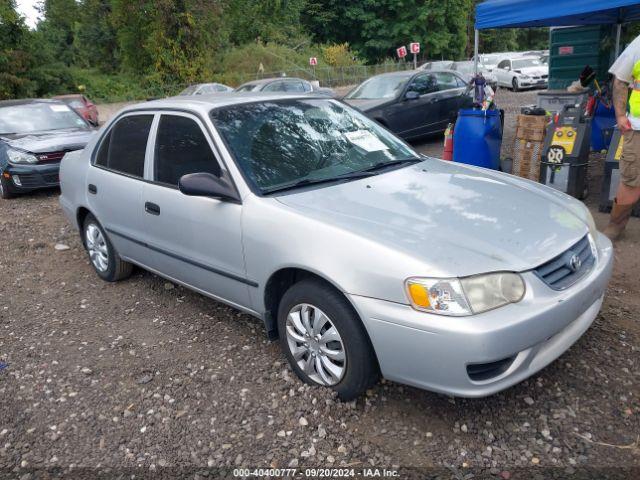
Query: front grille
14,173,59,188
43,172,59,184
541,74,549,79
37,151,66,164
534,235,595,290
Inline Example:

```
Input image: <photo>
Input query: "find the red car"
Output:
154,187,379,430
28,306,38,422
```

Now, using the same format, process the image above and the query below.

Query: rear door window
433,72,461,91
153,114,221,187
263,81,285,92
95,114,153,177
282,81,306,92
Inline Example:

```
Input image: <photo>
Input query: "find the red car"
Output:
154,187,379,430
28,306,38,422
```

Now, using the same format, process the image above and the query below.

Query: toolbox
539,105,591,199
598,127,640,217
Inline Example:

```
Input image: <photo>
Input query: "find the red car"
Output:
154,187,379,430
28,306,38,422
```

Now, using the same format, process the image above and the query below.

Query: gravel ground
1,91,639,480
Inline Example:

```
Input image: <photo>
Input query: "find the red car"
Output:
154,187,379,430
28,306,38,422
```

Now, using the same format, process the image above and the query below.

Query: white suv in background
494,56,549,91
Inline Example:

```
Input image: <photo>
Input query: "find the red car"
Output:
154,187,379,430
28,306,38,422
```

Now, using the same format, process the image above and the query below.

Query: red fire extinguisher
443,123,454,161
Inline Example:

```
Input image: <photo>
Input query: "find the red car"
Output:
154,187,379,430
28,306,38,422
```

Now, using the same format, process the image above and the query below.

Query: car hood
515,66,548,77
276,159,589,277
1,128,96,154
343,98,392,112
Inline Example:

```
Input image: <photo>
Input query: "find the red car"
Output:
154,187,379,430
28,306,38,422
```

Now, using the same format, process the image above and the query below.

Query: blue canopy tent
473,0,640,73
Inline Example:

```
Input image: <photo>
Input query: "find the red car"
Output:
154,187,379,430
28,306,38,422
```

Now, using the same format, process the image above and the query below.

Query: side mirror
178,172,240,203
405,90,420,101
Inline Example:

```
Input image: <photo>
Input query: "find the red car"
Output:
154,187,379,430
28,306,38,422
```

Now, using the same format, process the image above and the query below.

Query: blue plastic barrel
453,109,503,170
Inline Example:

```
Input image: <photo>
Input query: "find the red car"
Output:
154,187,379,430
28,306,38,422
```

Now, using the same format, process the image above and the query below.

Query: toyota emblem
568,254,582,272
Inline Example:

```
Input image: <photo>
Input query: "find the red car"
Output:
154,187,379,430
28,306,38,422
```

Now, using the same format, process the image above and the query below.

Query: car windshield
179,85,198,95
210,99,418,194
0,102,88,134
479,54,501,69
345,75,410,100
512,58,542,69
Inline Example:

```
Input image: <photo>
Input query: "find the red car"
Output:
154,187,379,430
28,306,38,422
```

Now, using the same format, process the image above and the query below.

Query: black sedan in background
0,99,96,199
343,70,472,141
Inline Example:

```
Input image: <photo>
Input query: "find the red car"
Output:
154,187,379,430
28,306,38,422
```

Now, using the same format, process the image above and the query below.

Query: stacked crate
512,115,548,180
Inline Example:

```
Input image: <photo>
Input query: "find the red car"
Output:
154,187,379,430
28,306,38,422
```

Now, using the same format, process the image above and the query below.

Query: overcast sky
16,0,40,28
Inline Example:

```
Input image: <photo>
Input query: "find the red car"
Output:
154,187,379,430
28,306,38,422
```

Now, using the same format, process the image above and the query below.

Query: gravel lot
1,91,639,479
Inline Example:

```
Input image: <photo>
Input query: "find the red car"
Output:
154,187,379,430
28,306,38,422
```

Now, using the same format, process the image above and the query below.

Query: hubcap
285,303,346,386
85,223,109,272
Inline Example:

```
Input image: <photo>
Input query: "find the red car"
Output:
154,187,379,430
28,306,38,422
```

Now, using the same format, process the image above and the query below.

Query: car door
387,73,440,138
495,59,512,87
433,72,470,127
140,112,251,309
86,113,154,263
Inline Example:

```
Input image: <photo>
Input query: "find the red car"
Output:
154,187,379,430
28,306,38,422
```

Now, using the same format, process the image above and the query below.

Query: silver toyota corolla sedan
59,94,614,400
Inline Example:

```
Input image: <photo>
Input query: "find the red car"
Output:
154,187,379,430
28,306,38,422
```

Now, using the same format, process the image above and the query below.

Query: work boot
603,199,635,241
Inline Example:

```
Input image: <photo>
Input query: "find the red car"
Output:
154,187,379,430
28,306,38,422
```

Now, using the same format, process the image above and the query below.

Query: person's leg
616,182,640,204
604,131,640,240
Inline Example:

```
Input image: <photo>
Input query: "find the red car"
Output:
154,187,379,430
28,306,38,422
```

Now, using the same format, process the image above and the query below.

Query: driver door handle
145,202,161,216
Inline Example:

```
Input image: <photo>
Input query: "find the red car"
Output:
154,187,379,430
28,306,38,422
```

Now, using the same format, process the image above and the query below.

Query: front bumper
519,78,548,88
3,162,60,192
348,232,614,397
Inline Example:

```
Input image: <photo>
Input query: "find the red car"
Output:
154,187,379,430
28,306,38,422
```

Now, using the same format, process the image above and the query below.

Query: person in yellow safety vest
606,37,640,240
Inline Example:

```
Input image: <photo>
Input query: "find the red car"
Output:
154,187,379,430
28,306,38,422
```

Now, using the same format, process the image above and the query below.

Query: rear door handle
88,184,97,194
145,202,160,216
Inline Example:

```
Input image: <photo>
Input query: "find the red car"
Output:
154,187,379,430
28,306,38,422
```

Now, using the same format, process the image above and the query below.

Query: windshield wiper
360,157,422,173
262,170,377,195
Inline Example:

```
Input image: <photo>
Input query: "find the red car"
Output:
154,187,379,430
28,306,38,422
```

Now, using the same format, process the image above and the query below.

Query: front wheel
277,279,379,400
83,213,132,282
512,77,520,92
0,176,14,199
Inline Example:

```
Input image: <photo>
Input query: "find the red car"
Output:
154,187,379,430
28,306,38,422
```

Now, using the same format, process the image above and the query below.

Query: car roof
0,98,67,108
119,92,327,116
239,77,308,87
359,69,463,83
53,94,84,99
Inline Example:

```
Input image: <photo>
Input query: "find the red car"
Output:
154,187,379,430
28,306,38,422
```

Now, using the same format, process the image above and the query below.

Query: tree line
1,0,549,102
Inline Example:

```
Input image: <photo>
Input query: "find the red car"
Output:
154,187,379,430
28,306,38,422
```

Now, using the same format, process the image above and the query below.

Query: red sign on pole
396,46,408,59
409,42,420,54
309,57,318,66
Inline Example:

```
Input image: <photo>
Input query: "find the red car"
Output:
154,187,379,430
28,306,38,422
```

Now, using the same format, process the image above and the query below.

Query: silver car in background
59,94,613,400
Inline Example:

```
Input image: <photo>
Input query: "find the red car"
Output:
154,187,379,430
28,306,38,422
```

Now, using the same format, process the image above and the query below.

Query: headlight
7,149,38,164
406,272,525,316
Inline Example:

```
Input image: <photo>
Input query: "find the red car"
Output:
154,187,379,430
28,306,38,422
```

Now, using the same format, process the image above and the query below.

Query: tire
277,279,379,400
83,213,132,282
0,176,14,199
512,77,520,92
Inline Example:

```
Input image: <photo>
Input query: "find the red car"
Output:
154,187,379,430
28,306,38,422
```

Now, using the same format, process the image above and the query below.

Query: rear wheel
512,77,520,92
83,213,132,282
277,279,379,400
0,176,14,199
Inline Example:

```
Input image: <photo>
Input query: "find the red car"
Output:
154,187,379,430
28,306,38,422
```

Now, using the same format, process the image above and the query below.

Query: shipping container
549,25,616,90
